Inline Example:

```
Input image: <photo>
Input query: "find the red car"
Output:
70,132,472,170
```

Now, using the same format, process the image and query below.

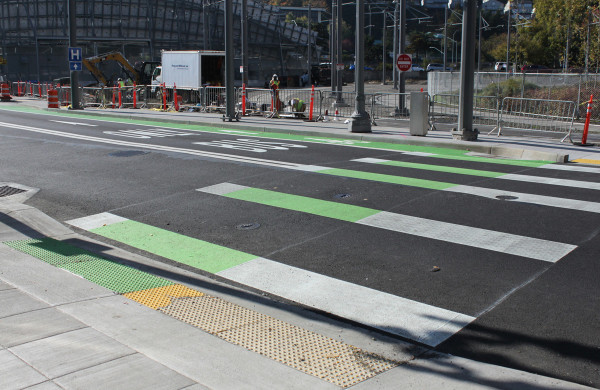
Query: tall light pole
382,11,386,85
223,0,235,121
506,0,511,73
453,0,479,141
68,0,81,110
241,0,249,87
348,0,371,133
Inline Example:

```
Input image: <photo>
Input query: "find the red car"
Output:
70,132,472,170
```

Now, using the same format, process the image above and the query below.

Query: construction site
0,0,319,86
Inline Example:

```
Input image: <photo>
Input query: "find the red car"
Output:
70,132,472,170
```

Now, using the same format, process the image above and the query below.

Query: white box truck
153,50,225,88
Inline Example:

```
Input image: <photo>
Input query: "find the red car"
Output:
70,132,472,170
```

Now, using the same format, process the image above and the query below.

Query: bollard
162,83,167,111
242,83,246,116
581,95,593,145
132,82,137,109
118,85,122,108
17,82,21,97
38,82,41,98
309,85,315,121
174,83,179,111
112,87,116,108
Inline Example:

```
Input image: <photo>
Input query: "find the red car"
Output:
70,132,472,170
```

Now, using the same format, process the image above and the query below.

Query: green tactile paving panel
91,220,257,274
60,259,174,294
225,188,379,222
4,238,106,266
320,168,458,190
5,238,173,294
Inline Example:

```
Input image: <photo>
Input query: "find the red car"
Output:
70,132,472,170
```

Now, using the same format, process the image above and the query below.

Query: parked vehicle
494,62,513,71
426,63,450,72
154,50,225,88
411,64,425,72
521,64,552,73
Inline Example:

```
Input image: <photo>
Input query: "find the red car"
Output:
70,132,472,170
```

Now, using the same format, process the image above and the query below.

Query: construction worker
269,74,281,113
288,98,305,113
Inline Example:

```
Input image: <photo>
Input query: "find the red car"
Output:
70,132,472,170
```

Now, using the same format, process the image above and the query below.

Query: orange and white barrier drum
47,89,59,108
0,83,11,101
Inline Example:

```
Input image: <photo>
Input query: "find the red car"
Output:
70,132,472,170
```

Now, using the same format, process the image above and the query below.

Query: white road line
446,185,600,213
67,212,128,230
499,173,600,190
217,257,475,347
356,212,576,263
539,163,600,173
49,120,98,126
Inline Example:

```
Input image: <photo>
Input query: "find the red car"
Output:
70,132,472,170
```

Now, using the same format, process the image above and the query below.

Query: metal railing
430,94,499,129
491,97,576,142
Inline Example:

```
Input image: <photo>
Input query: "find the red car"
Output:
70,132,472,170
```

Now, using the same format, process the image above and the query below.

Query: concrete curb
47,108,570,163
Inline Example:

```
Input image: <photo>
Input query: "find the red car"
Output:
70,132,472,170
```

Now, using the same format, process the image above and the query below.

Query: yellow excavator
83,52,160,86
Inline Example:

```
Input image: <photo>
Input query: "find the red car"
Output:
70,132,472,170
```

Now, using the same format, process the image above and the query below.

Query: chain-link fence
429,71,600,123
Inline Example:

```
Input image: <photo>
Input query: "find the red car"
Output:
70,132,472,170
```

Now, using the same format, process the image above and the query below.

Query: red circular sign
396,54,412,72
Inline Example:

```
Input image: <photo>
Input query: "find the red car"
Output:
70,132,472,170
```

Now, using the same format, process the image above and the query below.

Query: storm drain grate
0,186,26,198
160,296,400,387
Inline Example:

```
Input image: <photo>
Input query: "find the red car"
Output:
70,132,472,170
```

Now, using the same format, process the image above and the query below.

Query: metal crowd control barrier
321,91,357,119
430,94,499,130
273,88,321,119
239,88,275,116
204,87,227,113
370,93,411,122
490,97,576,142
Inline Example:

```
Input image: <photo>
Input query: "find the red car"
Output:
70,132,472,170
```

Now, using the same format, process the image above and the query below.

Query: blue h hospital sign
68,47,82,62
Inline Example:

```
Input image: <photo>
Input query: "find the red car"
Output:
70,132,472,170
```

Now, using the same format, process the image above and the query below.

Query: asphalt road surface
1,107,599,388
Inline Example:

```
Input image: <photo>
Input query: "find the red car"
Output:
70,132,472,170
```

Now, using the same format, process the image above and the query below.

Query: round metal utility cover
236,222,261,230
333,193,351,199
496,195,519,201
109,150,148,157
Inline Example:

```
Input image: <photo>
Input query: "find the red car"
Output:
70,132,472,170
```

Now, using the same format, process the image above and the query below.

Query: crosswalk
66,153,600,348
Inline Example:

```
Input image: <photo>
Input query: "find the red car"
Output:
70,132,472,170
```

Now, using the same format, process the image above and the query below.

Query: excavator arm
82,52,140,86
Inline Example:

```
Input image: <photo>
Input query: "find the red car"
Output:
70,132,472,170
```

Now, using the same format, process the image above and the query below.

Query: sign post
396,53,412,72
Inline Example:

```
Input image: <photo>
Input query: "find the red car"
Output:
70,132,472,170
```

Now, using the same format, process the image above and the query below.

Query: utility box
409,91,429,136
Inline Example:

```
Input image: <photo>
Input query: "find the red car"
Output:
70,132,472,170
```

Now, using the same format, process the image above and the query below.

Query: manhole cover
236,222,261,230
0,186,26,198
496,195,519,201
334,193,351,199
109,150,148,157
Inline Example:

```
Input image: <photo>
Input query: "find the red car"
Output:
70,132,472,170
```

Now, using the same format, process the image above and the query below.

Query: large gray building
0,0,318,85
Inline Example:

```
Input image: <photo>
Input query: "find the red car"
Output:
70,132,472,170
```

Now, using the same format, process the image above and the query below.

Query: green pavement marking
5,237,173,293
91,220,258,273
431,154,550,168
60,259,173,294
4,238,104,266
225,188,379,222
0,105,554,166
319,168,458,190
379,160,506,178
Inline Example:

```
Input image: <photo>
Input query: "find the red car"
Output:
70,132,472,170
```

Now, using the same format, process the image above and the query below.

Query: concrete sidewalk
5,96,600,164
0,186,595,390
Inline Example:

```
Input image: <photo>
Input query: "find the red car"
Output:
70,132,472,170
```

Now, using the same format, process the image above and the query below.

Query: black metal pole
224,0,235,121
348,0,371,133
68,0,81,110
454,0,479,140
242,0,248,86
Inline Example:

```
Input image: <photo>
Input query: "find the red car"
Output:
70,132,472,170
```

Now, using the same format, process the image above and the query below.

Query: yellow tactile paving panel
124,284,204,310
159,296,400,388
573,158,600,165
